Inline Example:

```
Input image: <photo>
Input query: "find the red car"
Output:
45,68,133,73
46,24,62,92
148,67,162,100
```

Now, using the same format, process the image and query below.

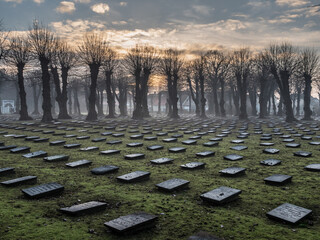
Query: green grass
0,118,319,240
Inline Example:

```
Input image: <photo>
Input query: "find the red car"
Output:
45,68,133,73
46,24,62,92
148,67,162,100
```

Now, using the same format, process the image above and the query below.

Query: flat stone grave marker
282,138,294,143
309,141,320,145
196,151,215,157
107,140,122,145
80,146,99,152
219,167,246,176
50,140,66,146
150,157,173,164
162,138,177,143
66,159,92,168
260,159,281,166
184,131,193,134
129,130,139,133
203,141,219,147
0,145,17,150
181,162,205,170
64,143,81,149
124,153,145,160
112,133,124,137
286,143,300,148
1,176,37,186
231,140,244,144
200,186,242,205
188,232,222,240
117,171,150,183
172,134,183,138
14,135,27,139
157,132,168,136
264,174,292,185
92,137,106,142
100,149,120,155
23,150,47,158
210,137,222,141
21,182,64,199
293,134,303,137
25,136,40,141
267,203,312,224
44,155,69,162
280,135,291,139
230,145,248,151
43,130,55,134
263,148,280,154
260,142,275,146
101,132,113,136
76,136,90,140
0,167,15,176
91,165,119,175
88,130,100,134
294,151,312,157
182,140,197,145
147,145,163,151
144,136,157,141
130,134,144,139
237,135,247,139
65,128,75,131
260,136,272,141
301,136,312,140
127,142,143,147
156,178,190,192
53,132,66,136
64,134,77,138
33,138,49,143
224,154,243,161
169,147,186,153
10,146,30,154
304,163,320,172
60,201,108,216
189,136,201,140
104,212,157,234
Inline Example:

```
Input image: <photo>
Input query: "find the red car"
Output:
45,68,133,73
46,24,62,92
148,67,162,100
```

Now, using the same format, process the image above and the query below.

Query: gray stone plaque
23,150,47,158
0,167,15,176
66,159,92,168
147,145,163,151
260,159,281,166
264,174,292,185
100,149,121,155
304,163,320,172
10,146,31,154
91,165,119,175
168,147,186,153
200,186,242,205
44,155,69,162
124,153,145,160
181,162,205,170
263,148,280,154
1,176,37,186
117,171,150,183
156,178,189,192
294,151,312,157
150,157,173,164
60,201,107,216
223,154,243,161
219,167,246,176
21,182,64,198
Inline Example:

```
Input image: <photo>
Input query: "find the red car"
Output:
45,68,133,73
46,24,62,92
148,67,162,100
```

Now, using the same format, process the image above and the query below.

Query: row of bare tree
0,20,319,123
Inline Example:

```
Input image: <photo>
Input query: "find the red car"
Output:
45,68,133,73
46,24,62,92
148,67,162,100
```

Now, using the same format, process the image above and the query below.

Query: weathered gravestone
223,154,243,161
285,143,300,148
124,153,145,160
44,155,70,162
260,159,281,166
264,174,292,186
10,146,31,154
25,136,40,141
80,146,99,152
91,165,119,175
230,145,248,151
196,151,215,157
66,160,92,168
219,167,246,177
23,150,47,158
50,140,66,146
100,150,121,155
0,145,17,150
203,141,219,147
104,212,157,234
107,140,122,145
182,140,197,145
304,164,320,172
147,145,164,151
156,178,190,192
1,176,37,186
127,142,143,147
33,138,49,143
0,167,15,176
263,148,280,154
60,201,107,216
181,162,205,170
92,138,106,142
200,186,242,205
294,151,312,157
64,143,81,149
117,171,150,183
168,147,186,153
150,157,173,165
267,203,312,224
21,182,64,198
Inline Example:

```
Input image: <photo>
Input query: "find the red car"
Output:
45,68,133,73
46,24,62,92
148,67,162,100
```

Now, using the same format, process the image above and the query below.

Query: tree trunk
213,83,219,116
40,58,53,122
17,64,32,120
231,85,239,116
86,64,99,121
132,70,143,119
280,71,295,122
303,74,312,120
249,88,257,116
68,87,72,115
219,79,226,117
200,75,206,118
296,87,301,116
141,71,150,117
59,68,71,119
105,71,115,118
237,74,247,120
158,91,162,114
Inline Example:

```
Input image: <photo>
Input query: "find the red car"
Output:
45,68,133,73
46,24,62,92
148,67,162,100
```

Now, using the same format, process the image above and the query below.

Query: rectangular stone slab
50,140,66,146
117,171,150,183
80,146,99,151
200,186,242,205
21,182,64,199
150,158,173,164
33,138,49,143
10,146,31,154
267,203,312,224
23,151,47,158
156,178,189,192
219,167,246,176
100,150,121,155
181,162,205,170
92,138,106,142
1,176,37,186
104,212,157,234
0,167,15,176
60,201,107,216
0,145,17,150
64,143,81,149
264,174,292,185
66,160,92,168
44,155,70,162
91,165,119,175
124,153,145,160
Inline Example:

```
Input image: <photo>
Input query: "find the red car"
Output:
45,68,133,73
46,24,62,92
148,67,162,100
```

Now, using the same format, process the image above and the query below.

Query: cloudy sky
1,0,320,53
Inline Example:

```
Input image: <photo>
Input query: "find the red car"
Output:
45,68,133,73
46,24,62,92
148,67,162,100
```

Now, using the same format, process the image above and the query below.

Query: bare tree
160,49,183,118
6,35,32,120
103,48,117,118
265,43,297,122
29,21,55,122
298,48,319,120
231,48,252,120
0,19,8,61
193,55,207,118
78,33,106,121
184,62,200,116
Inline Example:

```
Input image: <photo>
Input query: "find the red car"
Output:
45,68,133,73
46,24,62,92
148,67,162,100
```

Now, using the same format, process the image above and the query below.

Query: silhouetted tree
193,56,207,118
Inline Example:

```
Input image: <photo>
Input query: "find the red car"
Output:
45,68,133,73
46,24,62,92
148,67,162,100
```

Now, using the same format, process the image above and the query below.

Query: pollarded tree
298,48,319,120
193,55,207,118
29,21,55,122
78,33,107,121
103,48,117,118
231,48,252,120
6,35,32,120
160,49,183,119
265,43,297,122
183,61,200,116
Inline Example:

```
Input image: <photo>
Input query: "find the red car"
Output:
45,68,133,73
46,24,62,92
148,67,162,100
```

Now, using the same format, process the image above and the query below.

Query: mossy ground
0,117,319,240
